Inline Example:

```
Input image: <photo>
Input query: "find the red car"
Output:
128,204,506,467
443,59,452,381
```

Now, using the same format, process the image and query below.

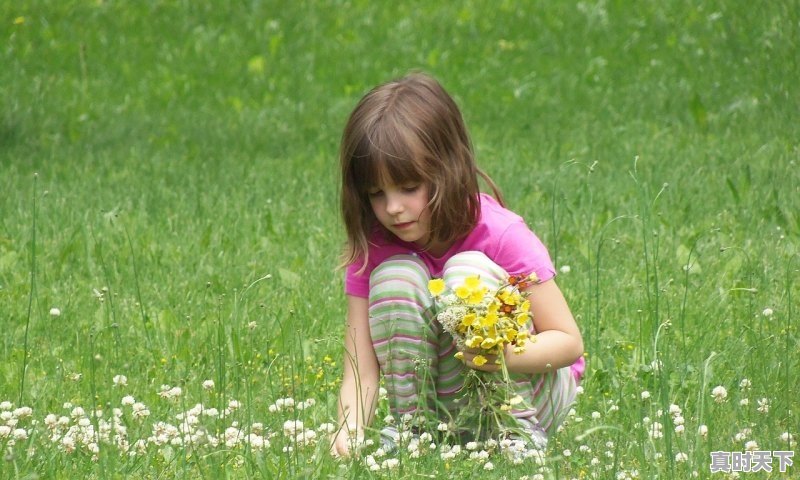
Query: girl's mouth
393,222,415,230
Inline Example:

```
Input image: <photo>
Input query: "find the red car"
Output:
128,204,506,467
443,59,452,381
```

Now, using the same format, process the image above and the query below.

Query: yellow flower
481,312,498,328
468,289,484,305
464,276,482,290
529,272,539,283
515,313,529,326
480,337,498,349
508,395,524,405
520,299,530,312
513,346,526,354
472,355,488,366
428,278,446,297
498,288,519,306
455,284,471,299
454,351,464,360
465,336,484,349
504,328,518,342
460,313,477,328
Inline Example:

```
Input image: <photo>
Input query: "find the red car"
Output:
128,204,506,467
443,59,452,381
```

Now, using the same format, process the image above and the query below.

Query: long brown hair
339,73,504,272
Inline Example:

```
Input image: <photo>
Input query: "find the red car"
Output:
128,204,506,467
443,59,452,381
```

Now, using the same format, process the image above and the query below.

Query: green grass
1,1,798,478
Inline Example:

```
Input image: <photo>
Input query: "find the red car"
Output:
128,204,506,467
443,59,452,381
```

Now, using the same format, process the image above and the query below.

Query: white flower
559,265,571,274
483,461,494,471
739,398,750,406
675,452,688,462
698,425,708,437
648,422,663,439
202,380,215,390
591,411,601,420
283,420,304,436
711,385,728,403
203,407,219,417
757,398,769,413
131,403,150,418
436,422,448,432
762,308,774,317
44,414,57,427
113,375,127,387
675,424,685,435
49,307,61,316
12,406,32,418
640,390,651,400
739,378,751,390
744,440,759,451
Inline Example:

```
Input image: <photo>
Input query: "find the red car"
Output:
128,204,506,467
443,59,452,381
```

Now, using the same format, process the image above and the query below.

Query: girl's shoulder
477,193,526,231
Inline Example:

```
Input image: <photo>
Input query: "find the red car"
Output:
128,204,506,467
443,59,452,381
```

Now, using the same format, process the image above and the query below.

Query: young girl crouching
332,73,585,457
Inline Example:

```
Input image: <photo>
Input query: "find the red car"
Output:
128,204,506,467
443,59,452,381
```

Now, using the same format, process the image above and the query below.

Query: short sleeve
344,261,370,298
492,221,556,283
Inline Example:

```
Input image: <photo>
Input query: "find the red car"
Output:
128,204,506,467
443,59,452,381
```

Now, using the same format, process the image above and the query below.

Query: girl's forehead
363,156,422,188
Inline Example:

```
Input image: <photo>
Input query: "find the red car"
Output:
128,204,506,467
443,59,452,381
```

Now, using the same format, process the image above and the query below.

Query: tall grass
1,1,798,478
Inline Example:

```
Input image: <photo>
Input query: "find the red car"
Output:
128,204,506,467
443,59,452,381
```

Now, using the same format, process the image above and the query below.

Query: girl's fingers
460,350,501,372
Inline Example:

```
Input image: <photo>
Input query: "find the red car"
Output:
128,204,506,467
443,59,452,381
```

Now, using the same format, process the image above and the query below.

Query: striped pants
369,251,579,441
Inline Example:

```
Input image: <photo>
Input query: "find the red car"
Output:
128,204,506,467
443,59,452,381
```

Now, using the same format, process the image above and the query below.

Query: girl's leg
442,251,578,443
368,254,440,418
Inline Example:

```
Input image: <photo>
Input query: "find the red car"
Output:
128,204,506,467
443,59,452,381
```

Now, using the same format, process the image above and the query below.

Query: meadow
1,1,798,478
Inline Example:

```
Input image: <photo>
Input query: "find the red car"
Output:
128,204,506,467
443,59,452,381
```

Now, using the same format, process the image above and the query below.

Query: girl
332,73,584,457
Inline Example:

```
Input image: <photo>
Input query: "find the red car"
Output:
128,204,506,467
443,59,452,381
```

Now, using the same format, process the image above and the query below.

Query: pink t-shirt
345,193,556,297
345,193,586,381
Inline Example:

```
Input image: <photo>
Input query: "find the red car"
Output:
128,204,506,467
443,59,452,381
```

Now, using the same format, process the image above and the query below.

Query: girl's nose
385,193,404,215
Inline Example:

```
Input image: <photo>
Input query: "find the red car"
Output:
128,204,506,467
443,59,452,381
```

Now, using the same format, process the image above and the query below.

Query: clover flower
711,385,728,403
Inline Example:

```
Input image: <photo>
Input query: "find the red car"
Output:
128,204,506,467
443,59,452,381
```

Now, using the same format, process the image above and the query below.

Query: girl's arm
331,295,380,456
461,278,584,374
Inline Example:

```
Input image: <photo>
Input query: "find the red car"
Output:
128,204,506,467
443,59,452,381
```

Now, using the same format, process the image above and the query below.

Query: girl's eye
402,184,420,193
367,190,383,197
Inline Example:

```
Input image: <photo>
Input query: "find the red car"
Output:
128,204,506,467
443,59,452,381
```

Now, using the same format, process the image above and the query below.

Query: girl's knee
369,254,432,309
370,254,430,285
442,251,507,288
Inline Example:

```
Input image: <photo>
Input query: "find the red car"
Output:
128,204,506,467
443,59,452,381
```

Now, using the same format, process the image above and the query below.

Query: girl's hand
459,347,504,373
329,429,351,458
329,426,364,458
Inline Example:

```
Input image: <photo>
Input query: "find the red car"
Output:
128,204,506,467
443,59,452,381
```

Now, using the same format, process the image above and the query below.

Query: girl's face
367,181,448,255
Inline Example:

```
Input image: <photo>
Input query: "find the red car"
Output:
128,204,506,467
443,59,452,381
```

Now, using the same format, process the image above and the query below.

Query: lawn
1,1,798,478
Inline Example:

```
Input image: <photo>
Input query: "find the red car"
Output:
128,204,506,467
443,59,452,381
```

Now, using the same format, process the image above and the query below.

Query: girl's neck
416,237,455,258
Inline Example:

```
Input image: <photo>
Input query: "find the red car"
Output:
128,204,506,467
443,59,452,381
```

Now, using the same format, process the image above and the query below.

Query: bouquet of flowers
428,273,539,441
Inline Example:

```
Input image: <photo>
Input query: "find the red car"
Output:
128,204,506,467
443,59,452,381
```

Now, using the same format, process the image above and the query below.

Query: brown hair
339,73,504,272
